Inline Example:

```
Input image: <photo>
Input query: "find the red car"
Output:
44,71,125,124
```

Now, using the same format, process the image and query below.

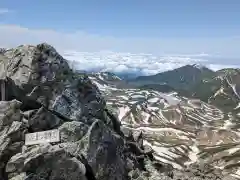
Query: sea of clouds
63,50,240,76
0,25,239,77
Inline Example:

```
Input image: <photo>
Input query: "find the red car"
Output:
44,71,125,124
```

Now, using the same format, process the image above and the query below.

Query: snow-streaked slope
88,72,240,179
192,68,240,114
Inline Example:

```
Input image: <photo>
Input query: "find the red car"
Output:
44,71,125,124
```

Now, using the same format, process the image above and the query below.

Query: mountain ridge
130,64,215,88
124,64,239,114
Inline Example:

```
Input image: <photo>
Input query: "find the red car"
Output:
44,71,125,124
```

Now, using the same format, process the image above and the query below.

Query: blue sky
0,0,240,72
1,0,240,37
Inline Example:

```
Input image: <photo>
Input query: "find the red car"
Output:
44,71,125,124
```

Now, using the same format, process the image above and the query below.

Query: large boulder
62,119,127,180
6,144,87,180
0,43,106,121
23,107,63,132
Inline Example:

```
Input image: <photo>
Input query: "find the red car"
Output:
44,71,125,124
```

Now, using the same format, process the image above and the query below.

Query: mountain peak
0,48,6,54
96,71,122,81
192,63,206,69
179,64,212,72
131,64,215,91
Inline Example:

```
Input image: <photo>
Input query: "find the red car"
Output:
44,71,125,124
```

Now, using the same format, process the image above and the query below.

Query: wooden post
1,79,5,101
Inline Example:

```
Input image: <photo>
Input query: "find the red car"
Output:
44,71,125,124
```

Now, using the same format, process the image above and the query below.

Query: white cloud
0,8,12,14
207,64,240,71
0,24,239,75
0,24,240,58
63,51,239,76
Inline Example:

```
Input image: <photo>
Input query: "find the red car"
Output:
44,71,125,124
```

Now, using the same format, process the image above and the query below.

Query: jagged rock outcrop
62,120,128,180
0,43,106,121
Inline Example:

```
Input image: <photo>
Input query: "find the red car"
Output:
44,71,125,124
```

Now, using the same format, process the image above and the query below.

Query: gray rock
63,119,127,180
6,144,87,180
24,107,63,131
0,48,6,54
9,173,27,180
133,131,143,148
0,44,134,180
0,43,106,122
0,100,26,179
58,121,89,143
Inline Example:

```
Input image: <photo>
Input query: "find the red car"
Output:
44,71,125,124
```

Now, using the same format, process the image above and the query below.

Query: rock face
58,121,89,143
0,43,232,180
24,107,63,132
0,44,105,121
0,100,26,179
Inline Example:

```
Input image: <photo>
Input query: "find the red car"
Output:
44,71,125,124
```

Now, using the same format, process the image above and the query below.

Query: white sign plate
25,129,60,145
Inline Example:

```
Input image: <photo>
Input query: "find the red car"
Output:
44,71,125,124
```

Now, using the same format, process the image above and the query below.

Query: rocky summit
0,43,237,180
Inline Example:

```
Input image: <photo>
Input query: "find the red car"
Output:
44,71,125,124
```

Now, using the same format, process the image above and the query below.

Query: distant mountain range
124,65,240,113
128,64,215,89
82,64,240,115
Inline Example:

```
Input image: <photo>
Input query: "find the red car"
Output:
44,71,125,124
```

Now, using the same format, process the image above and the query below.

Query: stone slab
25,129,60,145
